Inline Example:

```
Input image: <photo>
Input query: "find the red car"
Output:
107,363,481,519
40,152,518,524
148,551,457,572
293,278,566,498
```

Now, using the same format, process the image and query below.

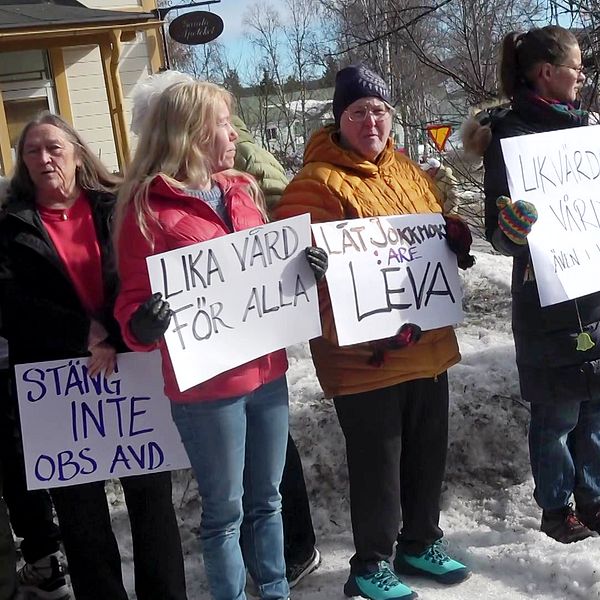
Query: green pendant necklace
575,300,595,351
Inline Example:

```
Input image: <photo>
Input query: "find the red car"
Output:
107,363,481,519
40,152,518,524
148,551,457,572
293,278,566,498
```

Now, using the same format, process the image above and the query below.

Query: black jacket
0,189,126,367
483,92,600,374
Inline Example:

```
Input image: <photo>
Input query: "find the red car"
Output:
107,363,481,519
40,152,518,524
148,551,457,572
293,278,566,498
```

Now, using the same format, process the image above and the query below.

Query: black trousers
0,371,60,563
241,432,316,568
334,373,449,574
281,433,316,565
51,472,187,600
0,449,18,600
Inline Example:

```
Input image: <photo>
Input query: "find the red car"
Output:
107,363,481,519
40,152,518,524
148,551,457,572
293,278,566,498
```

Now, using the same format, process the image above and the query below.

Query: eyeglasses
345,105,393,123
555,63,586,75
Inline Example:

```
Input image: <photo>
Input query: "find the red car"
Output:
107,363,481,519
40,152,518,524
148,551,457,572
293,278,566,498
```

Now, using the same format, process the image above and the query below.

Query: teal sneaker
343,561,417,599
394,540,470,585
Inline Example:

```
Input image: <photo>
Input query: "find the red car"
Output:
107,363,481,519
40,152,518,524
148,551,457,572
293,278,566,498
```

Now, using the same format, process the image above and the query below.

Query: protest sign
146,215,321,392
501,125,600,306
15,351,190,491
311,213,463,346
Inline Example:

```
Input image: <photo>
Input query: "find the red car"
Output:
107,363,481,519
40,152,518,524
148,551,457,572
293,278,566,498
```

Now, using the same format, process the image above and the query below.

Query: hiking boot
343,561,417,599
394,539,470,585
17,552,71,600
541,504,594,543
286,547,322,588
577,502,600,533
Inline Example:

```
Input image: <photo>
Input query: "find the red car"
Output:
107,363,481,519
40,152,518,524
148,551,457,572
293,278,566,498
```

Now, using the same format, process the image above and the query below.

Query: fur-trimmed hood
462,92,589,159
460,113,492,158
460,105,510,158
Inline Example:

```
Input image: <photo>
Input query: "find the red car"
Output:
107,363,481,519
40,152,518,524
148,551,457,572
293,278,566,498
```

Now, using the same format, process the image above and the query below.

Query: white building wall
61,32,153,171
62,45,118,171
118,34,153,154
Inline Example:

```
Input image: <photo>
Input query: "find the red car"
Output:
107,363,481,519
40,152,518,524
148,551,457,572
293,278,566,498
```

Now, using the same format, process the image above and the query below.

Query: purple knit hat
333,64,391,126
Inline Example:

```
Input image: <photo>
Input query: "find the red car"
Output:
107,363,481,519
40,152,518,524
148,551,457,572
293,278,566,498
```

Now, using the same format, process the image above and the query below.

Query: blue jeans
171,377,289,600
529,398,600,510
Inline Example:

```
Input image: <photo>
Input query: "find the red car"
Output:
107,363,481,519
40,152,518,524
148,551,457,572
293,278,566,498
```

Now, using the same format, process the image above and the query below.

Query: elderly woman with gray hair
0,112,187,600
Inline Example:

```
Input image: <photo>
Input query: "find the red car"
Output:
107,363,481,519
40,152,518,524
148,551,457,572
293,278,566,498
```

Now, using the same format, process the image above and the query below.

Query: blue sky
201,0,287,65
211,0,247,42
212,0,249,64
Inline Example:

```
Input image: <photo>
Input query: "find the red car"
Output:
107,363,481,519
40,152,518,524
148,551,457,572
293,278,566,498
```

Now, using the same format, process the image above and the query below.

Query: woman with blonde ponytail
114,79,326,600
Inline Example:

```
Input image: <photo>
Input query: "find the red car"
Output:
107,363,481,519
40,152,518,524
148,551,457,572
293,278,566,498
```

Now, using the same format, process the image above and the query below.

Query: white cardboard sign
501,125,600,306
146,215,321,391
15,351,190,491
311,213,463,346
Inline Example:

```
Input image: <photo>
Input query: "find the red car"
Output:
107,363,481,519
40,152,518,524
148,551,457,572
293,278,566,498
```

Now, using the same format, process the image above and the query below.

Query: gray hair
130,70,196,135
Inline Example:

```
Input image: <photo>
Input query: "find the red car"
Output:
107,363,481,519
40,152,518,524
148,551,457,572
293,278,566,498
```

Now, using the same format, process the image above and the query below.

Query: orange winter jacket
274,126,460,398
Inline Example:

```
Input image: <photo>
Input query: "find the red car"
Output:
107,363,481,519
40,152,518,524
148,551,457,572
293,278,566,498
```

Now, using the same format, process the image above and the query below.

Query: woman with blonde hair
0,112,186,600
114,80,326,600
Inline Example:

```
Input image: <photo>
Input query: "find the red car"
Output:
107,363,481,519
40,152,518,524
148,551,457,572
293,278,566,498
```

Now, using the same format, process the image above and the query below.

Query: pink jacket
114,173,288,403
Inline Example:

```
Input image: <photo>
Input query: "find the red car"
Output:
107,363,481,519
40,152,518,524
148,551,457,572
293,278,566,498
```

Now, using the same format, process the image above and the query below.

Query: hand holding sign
368,323,423,367
305,246,328,281
497,196,538,245
500,125,600,306
145,215,321,391
88,341,116,377
129,293,173,345
15,351,190,490
443,215,475,270
311,213,464,346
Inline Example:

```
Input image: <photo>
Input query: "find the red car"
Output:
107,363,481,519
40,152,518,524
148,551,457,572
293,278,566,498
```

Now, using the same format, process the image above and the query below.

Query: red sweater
39,192,104,316
114,174,288,403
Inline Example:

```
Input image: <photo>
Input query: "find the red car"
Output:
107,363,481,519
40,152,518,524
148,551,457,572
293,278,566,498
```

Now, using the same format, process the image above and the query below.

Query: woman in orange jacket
275,64,473,600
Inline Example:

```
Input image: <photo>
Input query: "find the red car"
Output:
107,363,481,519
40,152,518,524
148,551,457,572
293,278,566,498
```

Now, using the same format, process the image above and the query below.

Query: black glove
129,292,173,345
444,215,476,270
305,246,328,281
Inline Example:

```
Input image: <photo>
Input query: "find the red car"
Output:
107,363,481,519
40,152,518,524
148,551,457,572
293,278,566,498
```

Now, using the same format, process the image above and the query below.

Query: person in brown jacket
274,64,473,600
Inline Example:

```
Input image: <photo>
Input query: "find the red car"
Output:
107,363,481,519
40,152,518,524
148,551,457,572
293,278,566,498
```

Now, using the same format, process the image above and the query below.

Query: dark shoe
577,502,600,533
394,539,470,585
286,547,321,588
17,552,71,599
541,504,594,543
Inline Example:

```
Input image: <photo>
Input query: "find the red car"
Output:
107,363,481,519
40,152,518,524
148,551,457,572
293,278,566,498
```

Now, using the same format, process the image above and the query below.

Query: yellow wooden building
0,0,165,174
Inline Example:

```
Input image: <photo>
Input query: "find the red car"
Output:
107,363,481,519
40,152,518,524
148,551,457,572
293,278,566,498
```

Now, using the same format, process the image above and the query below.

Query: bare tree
243,2,297,157
157,0,235,84
316,0,550,229
284,0,323,143
317,0,447,158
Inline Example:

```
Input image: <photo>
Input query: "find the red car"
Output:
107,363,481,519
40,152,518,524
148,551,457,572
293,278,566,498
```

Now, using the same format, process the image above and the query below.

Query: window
0,50,57,175
266,127,278,141
0,50,51,84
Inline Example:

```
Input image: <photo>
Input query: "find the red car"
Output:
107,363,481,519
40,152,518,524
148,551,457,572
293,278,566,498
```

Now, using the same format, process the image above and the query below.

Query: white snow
111,241,600,600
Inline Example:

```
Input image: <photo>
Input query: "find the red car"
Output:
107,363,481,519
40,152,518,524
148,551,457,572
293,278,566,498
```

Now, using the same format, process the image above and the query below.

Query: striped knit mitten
497,196,538,245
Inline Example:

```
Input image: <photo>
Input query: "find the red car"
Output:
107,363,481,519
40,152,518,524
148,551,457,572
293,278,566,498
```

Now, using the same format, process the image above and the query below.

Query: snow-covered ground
111,242,600,600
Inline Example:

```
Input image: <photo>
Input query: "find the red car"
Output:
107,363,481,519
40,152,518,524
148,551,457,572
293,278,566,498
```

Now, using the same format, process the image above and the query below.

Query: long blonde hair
115,79,266,247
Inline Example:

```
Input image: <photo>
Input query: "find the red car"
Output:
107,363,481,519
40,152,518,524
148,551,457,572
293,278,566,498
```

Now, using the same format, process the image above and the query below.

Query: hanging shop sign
169,11,224,45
